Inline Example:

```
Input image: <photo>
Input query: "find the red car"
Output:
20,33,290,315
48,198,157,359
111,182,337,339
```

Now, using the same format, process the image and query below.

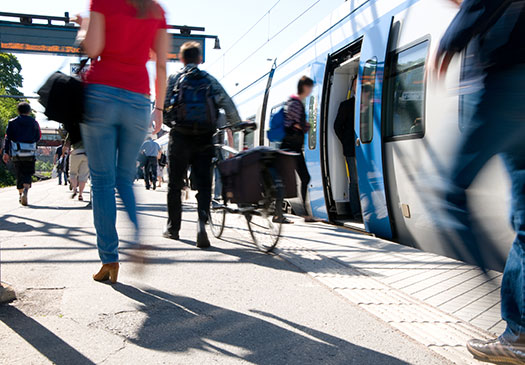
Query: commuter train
228,0,513,271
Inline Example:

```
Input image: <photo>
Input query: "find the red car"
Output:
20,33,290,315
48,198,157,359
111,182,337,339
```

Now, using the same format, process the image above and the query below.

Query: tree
0,53,24,139
0,53,23,96
0,53,24,187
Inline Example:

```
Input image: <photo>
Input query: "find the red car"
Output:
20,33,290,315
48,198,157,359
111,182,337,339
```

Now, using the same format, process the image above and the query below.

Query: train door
355,16,393,239
321,40,364,229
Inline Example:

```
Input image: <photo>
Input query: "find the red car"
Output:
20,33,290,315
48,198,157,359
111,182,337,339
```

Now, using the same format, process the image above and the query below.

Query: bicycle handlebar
218,121,257,133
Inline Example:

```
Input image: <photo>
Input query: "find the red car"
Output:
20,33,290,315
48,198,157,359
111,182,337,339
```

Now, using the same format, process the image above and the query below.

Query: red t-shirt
85,0,167,95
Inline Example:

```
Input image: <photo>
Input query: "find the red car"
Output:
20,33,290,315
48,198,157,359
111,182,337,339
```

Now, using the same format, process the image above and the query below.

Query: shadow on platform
0,305,94,365
109,283,410,365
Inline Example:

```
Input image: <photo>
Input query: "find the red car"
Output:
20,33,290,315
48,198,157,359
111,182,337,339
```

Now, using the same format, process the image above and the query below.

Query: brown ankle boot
93,263,119,284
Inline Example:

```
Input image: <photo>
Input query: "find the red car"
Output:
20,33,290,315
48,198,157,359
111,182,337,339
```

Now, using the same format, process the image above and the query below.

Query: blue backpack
267,108,286,142
166,68,217,132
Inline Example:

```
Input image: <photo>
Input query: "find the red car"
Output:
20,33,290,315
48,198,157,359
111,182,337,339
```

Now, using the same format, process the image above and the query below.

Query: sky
1,0,345,127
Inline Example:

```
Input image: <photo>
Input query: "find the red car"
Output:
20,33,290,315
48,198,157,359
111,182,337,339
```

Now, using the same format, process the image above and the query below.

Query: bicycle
208,122,293,253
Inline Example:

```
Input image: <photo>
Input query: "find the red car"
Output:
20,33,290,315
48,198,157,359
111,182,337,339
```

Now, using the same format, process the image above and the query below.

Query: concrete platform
0,179,504,364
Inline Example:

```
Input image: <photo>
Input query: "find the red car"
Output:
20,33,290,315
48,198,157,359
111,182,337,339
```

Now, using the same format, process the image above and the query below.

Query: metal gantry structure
0,11,220,61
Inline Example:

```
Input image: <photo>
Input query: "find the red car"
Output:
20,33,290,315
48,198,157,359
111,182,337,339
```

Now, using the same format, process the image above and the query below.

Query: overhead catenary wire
219,0,322,82
206,0,282,71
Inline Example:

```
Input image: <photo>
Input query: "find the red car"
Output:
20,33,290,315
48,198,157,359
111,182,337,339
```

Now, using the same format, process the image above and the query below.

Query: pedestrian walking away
54,140,69,186
140,135,161,190
157,151,167,188
2,102,41,206
163,41,242,248
280,76,316,222
74,0,169,284
66,136,89,201
435,0,525,363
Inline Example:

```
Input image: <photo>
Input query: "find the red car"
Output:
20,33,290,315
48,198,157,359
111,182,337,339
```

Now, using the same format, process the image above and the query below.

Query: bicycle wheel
209,163,226,238
246,184,284,253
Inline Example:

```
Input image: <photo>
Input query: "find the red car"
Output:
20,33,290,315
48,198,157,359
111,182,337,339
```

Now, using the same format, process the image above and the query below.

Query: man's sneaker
162,229,179,241
467,337,525,365
20,188,28,206
273,216,294,224
196,220,211,248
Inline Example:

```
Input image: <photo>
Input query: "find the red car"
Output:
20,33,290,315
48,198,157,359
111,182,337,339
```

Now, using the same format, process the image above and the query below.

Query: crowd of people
1,0,523,363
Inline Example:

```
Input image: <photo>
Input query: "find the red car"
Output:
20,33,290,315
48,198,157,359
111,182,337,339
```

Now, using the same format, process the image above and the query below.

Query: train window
360,58,377,144
385,40,429,140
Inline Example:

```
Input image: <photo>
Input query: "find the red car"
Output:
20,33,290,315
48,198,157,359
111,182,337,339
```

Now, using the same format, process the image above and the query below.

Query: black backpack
164,68,217,134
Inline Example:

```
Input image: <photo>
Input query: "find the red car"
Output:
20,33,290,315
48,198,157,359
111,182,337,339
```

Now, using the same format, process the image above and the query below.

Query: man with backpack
435,0,525,362
163,41,241,247
2,102,41,206
277,76,315,222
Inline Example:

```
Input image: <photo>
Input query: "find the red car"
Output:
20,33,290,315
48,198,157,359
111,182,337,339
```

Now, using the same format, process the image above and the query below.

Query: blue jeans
81,84,150,264
58,169,68,185
444,65,525,340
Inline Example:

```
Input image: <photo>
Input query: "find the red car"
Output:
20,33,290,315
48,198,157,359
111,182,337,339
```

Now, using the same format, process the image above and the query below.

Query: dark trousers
144,156,158,189
58,169,67,185
281,132,311,215
13,158,35,189
167,131,214,233
295,153,311,215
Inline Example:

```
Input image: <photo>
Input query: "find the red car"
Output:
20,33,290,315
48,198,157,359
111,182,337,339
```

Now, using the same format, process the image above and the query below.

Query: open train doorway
321,40,364,231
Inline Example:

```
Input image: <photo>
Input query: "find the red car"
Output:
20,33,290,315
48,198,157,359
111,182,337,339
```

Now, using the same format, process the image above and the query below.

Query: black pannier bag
37,59,88,144
218,147,298,204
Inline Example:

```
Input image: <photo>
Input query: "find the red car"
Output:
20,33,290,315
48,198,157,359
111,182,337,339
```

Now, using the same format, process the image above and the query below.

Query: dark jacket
4,115,41,156
281,96,310,152
333,98,356,158
438,0,525,73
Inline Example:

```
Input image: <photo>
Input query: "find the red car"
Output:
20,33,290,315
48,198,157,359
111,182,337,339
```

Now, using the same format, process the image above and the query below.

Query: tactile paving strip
275,234,494,364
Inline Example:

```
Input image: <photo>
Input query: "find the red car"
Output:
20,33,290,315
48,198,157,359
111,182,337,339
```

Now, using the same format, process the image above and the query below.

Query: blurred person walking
435,0,525,363
140,135,160,190
2,102,41,206
163,41,241,247
75,0,168,284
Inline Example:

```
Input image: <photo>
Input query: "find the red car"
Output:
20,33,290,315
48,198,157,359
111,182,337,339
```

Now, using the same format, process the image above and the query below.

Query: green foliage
0,86,19,138
0,53,24,187
0,163,16,188
35,160,53,172
1,53,24,142
0,53,23,96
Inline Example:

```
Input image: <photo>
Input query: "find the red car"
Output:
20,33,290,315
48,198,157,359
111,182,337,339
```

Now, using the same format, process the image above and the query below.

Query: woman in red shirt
75,0,168,284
